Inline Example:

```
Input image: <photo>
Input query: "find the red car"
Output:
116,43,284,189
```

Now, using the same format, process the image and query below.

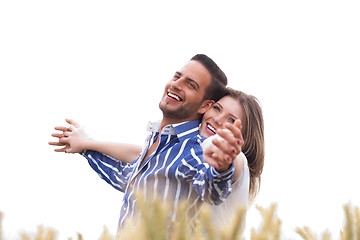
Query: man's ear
198,100,214,114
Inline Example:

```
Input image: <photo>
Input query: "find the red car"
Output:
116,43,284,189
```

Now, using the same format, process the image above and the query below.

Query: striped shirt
82,120,234,229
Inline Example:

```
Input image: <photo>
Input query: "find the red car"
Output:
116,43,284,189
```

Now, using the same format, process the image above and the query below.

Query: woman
200,88,264,230
49,88,264,231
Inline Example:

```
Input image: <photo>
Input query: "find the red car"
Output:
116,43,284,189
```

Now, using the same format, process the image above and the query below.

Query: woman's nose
213,115,224,127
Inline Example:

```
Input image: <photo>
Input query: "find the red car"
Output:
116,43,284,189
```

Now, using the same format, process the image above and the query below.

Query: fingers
49,129,69,147
54,126,71,132
52,141,70,152
217,128,241,155
63,131,71,137
216,119,244,157
54,146,67,152
59,137,69,144
225,120,243,140
49,119,79,154
232,120,244,146
54,119,80,134
234,119,242,131
211,152,231,172
207,158,220,170
48,141,65,146
212,133,239,160
51,133,63,138
65,118,80,128
203,138,233,172
203,152,220,170
51,131,72,140
211,152,232,164
49,135,69,150
55,146,71,152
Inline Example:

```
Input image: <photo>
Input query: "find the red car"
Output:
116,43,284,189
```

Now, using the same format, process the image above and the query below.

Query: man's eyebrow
175,72,200,89
187,78,200,89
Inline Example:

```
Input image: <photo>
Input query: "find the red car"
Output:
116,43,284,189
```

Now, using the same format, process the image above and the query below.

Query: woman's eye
228,118,235,124
213,106,220,112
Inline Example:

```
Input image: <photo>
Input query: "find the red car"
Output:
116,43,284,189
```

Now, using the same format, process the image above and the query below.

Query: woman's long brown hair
226,88,265,203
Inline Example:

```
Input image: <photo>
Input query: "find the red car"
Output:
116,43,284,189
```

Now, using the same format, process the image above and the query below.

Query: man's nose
170,77,184,90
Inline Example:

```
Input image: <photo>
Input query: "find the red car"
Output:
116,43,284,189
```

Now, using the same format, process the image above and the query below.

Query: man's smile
167,91,183,102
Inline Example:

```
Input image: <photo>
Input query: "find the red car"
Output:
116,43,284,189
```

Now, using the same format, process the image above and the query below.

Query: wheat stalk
2,202,360,239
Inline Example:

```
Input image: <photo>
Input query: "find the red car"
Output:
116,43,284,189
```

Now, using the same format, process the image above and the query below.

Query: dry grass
296,204,360,240
1,202,359,240
0,212,3,240
20,226,57,240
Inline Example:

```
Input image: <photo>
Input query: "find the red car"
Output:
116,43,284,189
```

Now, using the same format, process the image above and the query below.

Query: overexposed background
1,0,359,239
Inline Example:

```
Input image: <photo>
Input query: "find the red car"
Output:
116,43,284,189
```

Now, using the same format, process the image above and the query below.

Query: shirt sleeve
176,140,234,205
81,150,135,192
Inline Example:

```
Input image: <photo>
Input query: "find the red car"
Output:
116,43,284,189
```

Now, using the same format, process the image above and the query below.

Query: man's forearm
82,150,135,192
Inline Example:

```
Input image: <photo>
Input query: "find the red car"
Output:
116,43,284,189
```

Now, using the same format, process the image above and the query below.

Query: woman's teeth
207,123,216,134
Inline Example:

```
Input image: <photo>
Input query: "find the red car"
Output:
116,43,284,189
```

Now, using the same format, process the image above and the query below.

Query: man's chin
160,108,191,121
159,101,201,122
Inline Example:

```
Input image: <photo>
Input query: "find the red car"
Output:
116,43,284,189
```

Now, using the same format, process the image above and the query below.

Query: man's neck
141,118,188,167
160,116,198,133
141,116,200,167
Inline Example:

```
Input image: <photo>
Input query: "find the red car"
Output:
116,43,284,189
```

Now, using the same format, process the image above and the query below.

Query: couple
49,54,264,234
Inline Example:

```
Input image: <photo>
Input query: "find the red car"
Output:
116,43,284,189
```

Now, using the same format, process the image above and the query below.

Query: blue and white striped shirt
82,120,234,229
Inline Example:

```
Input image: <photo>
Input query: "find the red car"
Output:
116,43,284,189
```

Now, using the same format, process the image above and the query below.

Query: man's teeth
168,92,180,101
207,124,216,133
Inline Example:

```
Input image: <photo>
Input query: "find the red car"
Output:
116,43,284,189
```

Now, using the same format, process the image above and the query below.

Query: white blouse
202,135,250,232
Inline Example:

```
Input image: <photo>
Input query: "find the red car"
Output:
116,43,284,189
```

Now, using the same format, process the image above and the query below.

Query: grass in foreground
1,200,359,240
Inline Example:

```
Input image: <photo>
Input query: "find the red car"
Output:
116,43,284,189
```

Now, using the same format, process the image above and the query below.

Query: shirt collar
147,120,201,140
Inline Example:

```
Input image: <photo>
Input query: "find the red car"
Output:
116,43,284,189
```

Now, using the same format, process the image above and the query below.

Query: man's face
159,60,211,121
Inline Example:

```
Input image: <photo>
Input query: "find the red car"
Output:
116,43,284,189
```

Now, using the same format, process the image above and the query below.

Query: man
51,54,242,231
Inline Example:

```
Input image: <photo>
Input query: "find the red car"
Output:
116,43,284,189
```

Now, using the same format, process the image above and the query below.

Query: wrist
82,138,95,151
217,163,232,173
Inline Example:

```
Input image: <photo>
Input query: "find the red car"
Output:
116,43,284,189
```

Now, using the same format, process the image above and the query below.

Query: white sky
1,0,359,239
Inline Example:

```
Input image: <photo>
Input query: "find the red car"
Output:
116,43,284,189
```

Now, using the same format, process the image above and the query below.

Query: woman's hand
48,119,90,153
202,119,244,172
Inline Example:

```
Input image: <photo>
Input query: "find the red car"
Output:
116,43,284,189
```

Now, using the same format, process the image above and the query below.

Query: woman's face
200,96,245,138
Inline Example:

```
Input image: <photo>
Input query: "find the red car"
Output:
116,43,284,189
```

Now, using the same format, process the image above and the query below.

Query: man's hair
190,54,227,102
